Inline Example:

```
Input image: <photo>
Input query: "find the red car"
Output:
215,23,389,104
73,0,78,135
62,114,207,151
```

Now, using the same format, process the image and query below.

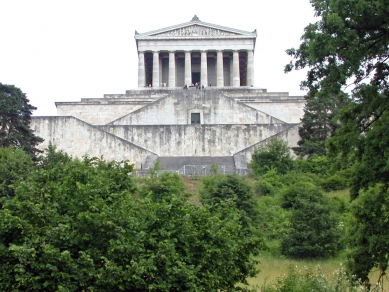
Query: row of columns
138,50,255,88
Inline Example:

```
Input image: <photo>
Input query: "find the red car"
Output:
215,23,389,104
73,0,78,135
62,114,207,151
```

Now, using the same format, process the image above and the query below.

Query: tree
0,153,260,291
346,184,389,287
285,0,389,282
200,174,259,232
0,83,43,156
281,182,340,259
249,137,294,175
293,91,349,157
0,147,34,201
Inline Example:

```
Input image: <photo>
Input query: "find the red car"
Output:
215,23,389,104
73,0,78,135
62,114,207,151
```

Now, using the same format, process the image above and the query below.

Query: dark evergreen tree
0,83,43,156
293,91,349,157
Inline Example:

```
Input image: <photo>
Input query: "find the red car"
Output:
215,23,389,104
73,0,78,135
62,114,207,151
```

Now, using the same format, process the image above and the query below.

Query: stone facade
135,16,256,88
30,17,305,172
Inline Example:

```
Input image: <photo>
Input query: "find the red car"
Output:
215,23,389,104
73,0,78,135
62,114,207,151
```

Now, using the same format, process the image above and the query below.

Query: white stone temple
135,15,256,88
31,16,304,174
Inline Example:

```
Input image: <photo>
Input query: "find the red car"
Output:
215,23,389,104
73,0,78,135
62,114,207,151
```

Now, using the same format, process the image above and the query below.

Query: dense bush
201,174,259,231
294,155,330,175
257,196,289,242
281,182,341,259
0,147,34,200
320,174,349,192
0,155,261,291
255,169,283,196
140,171,187,201
249,138,294,175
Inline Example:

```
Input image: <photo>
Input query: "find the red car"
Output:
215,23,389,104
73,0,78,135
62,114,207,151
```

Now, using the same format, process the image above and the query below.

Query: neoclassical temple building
135,15,256,88
31,16,304,174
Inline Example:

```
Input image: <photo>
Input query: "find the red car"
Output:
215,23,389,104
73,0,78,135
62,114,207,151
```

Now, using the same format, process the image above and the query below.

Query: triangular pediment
150,24,238,37
135,17,256,39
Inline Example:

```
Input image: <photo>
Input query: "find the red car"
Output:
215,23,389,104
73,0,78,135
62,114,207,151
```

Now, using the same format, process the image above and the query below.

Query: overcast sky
0,0,317,116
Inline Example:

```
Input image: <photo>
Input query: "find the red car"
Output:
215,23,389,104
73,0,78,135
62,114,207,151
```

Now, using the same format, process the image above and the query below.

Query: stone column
216,51,224,87
247,50,254,87
185,51,192,86
201,51,208,87
232,51,240,87
152,51,159,88
138,51,145,87
168,51,176,88
229,56,233,86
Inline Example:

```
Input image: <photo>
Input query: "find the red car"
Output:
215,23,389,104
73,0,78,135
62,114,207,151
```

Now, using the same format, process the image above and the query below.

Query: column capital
153,50,159,53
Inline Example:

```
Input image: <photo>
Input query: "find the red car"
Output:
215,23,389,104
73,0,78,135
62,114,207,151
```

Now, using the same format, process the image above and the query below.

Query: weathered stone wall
245,101,304,123
56,104,145,125
31,117,155,169
100,123,295,156
235,124,301,162
110,90,284,125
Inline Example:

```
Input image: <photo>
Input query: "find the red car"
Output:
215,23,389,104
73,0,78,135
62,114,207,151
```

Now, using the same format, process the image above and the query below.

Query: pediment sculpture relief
153,25,237,37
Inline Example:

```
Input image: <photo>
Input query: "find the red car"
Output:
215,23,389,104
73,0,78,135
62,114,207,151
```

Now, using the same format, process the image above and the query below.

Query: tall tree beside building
0,83,43,156
294,91,349,157
285,0,389,285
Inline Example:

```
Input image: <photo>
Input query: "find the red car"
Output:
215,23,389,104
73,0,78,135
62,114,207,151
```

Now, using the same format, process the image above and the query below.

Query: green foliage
294,155,330,175
285,1,389,282
0,152,260,291
320,174,348,192
201,174,259,231
249,138,294,175
261,265,375,292
146,171,187,201
0,83,43,156
0,148,34,200
255,169,283,196
346,184,389,286
293,92,349,157
257,196,289,243
281,182,340,259
210,164,218,175
39,142,72,170
147,158,162,178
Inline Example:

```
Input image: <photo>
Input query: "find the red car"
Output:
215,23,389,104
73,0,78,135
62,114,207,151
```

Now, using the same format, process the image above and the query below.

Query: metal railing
135,165,251,177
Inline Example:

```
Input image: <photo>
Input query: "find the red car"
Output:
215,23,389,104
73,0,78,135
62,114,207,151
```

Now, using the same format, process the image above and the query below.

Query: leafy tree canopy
0,83,43,156
286,0,389,283
0,147,34,201
249,138,294,175
0,154,260,291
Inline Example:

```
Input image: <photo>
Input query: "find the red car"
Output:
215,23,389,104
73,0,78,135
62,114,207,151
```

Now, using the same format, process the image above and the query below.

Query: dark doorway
191,113,201,124
192,72,200,84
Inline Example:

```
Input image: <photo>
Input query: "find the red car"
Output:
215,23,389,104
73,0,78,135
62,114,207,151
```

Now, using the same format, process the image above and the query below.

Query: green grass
241,252,388,291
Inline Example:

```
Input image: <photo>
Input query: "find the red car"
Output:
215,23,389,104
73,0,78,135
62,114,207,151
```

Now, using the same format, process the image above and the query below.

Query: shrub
255,168,283,196
0,155,261,291
281,182,341,259
0,147,34,200
201,174,259,231
249,138,294,175
321,174,349,192
261,265,376,292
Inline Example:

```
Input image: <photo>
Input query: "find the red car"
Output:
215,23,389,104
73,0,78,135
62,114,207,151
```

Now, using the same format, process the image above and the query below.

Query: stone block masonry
31,88,305,170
